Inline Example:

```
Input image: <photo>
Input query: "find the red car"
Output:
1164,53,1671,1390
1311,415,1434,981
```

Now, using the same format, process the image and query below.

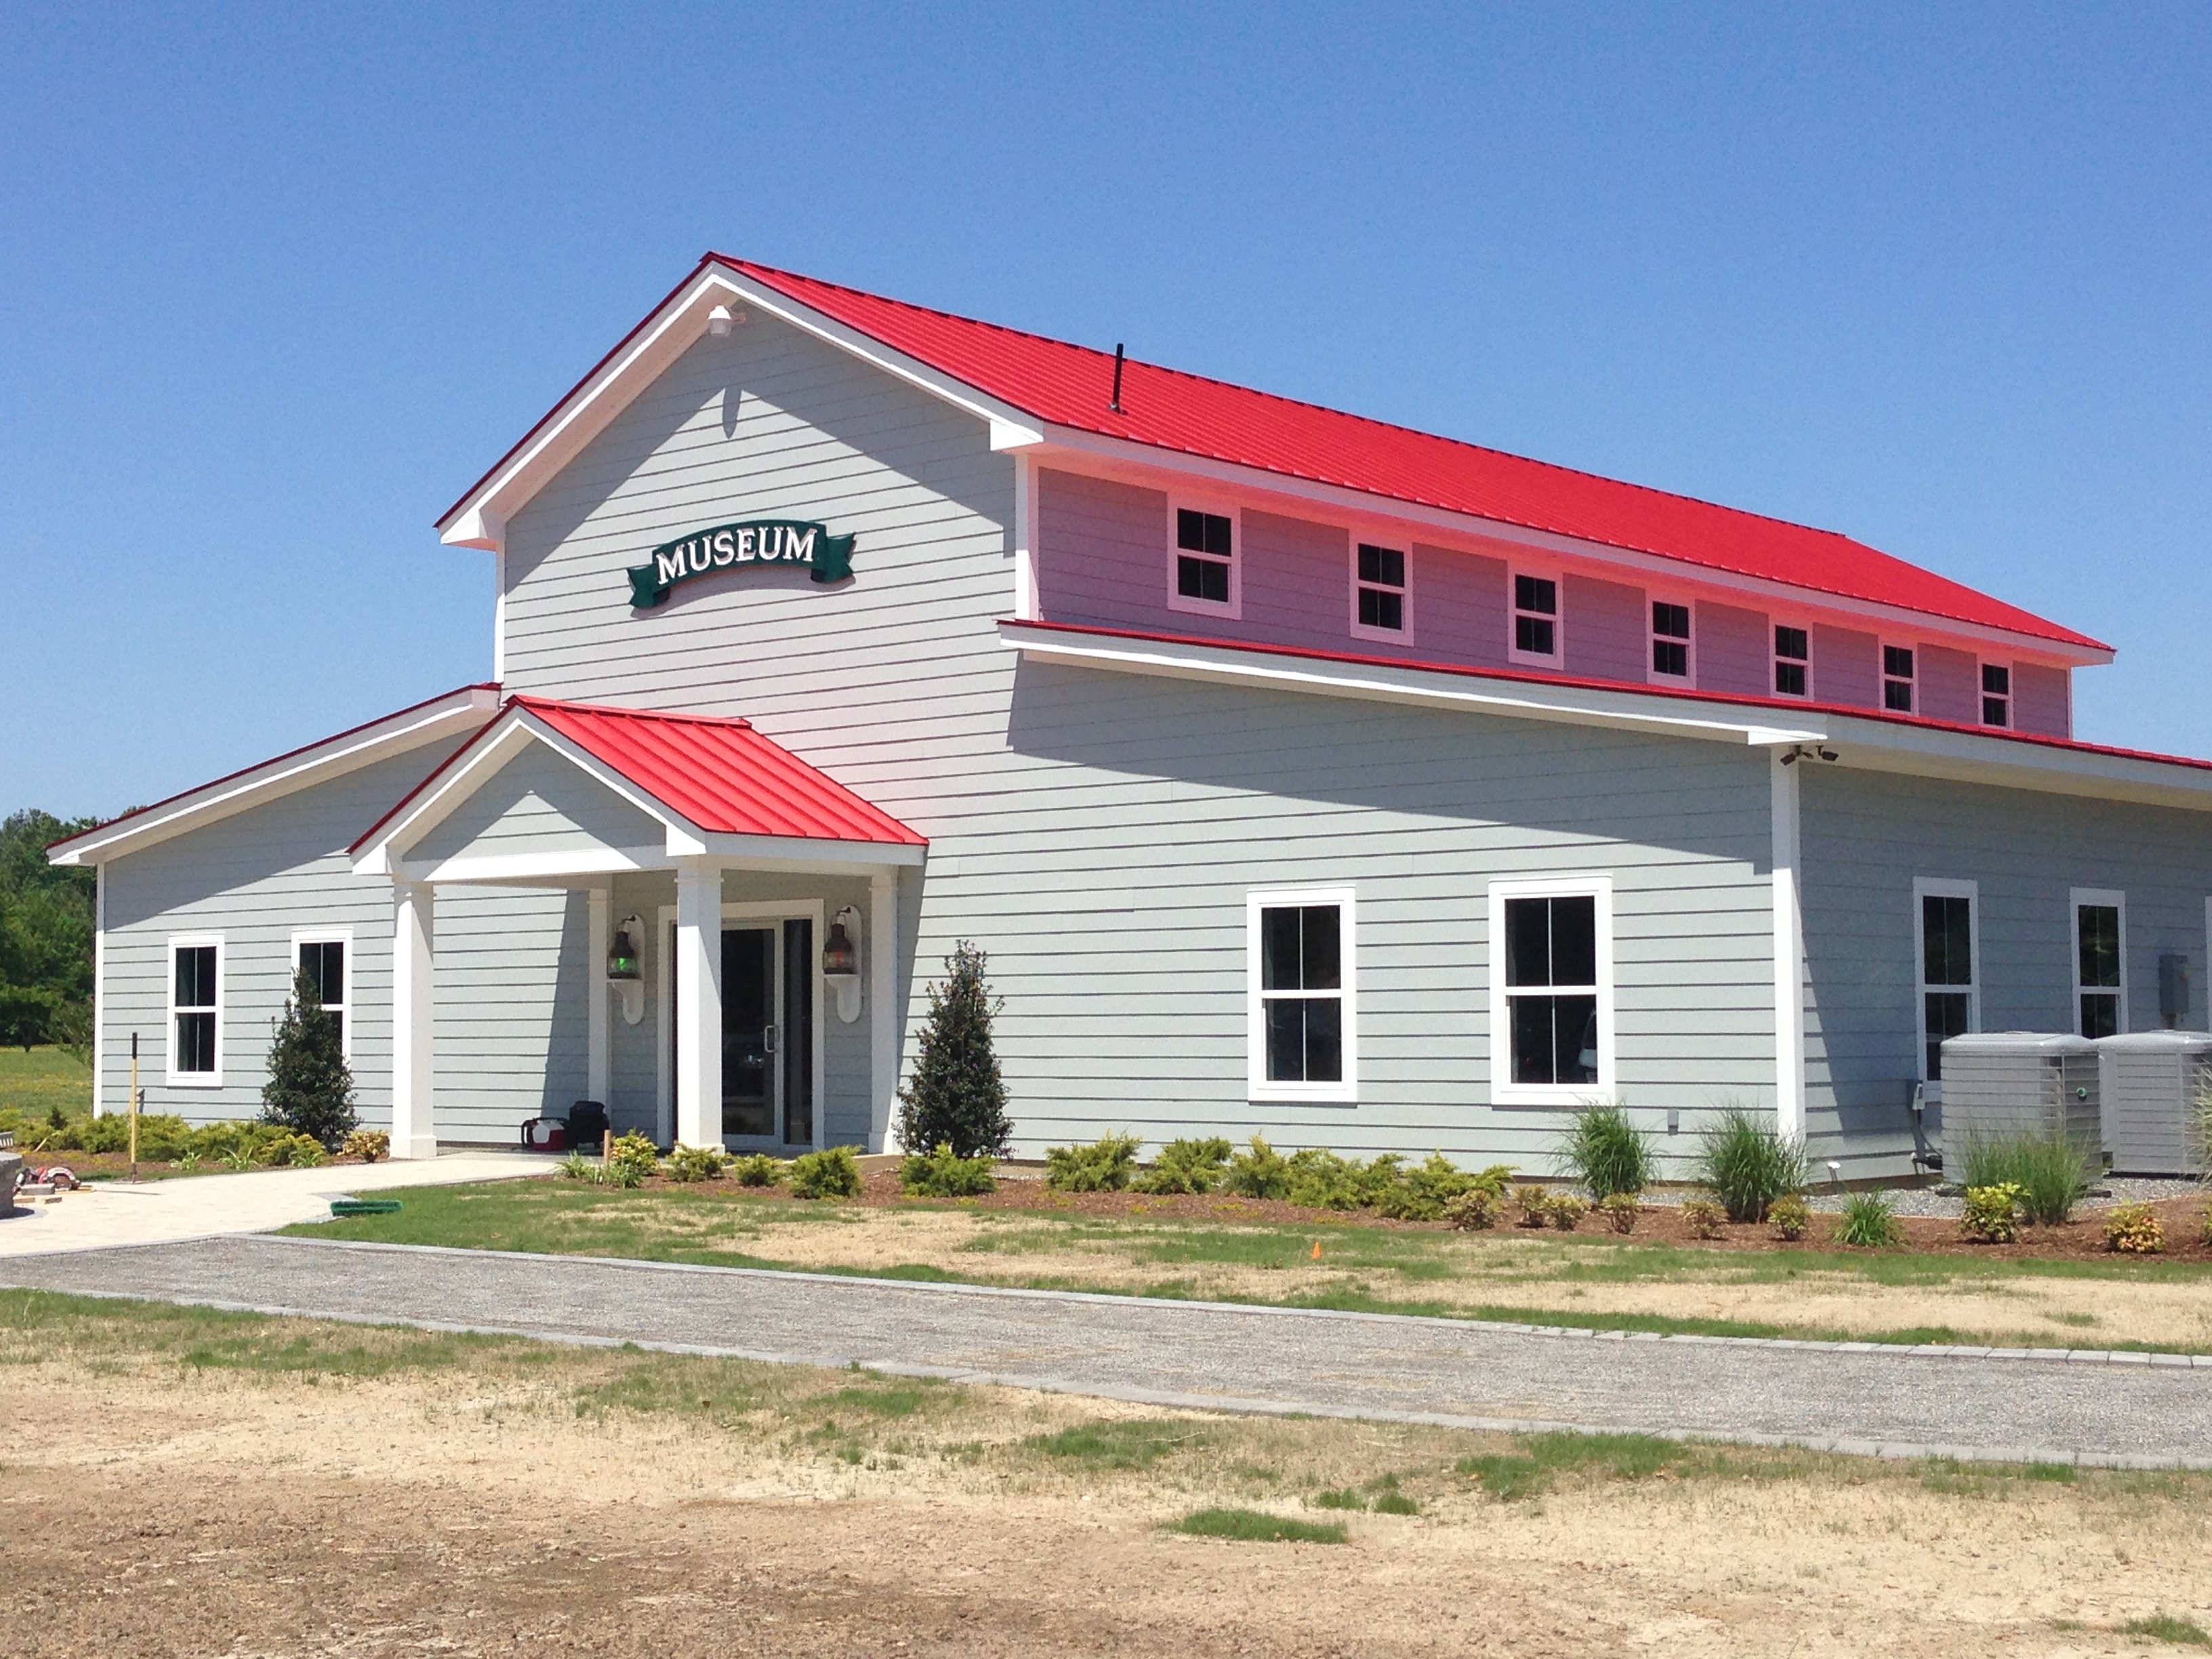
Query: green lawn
0,1046,92,1125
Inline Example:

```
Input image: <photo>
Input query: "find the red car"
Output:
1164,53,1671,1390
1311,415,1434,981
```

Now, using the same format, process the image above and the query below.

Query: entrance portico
350,696,926,1158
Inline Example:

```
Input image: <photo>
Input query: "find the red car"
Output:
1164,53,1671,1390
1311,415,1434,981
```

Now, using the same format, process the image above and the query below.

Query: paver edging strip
34,1230,2212,1370
18,1279,2212,1475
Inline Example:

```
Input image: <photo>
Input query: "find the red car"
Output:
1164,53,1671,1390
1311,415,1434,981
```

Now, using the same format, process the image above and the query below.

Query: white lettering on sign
655,549,686,585
712,530,735,565
786,526,815,561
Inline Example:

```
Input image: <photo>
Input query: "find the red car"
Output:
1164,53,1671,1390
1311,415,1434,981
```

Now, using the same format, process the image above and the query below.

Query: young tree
895,940,1011,1160
262,966,357,1147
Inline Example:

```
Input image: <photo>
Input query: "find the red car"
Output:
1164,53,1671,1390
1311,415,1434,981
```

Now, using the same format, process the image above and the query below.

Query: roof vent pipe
1109,342,1125,413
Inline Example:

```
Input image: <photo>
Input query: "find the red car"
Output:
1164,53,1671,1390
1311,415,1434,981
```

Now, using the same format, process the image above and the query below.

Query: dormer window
1982,663,2011,727
1650,602,1691,680
1351,543,1408,639
1773,626,1810,697
1883,646,1915,713
1170,507,1237,617
1511,573,1560,665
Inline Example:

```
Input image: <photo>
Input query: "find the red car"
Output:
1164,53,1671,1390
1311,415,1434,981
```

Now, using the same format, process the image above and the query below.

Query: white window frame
1771,621,1814,700
1488,875,1615,1107
2068,888,2127,1039
1246,886,1357,1103
1348,539,1413,644
291,928,354,1060
166,933,224,1088
1881,642,1917,714
1647,597,1694,684
1166,499,1242,619
1507,566,1563,668
1912,877,1980,1087
1980,659,2012,729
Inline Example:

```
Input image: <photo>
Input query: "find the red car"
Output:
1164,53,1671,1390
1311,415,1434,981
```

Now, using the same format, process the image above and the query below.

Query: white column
391,878,438,1160
870,868,899,1151
1010,453,1040,620
91,865,106,1118
1770,751,1806,1141
674,861,723,1149
586,886,611,1105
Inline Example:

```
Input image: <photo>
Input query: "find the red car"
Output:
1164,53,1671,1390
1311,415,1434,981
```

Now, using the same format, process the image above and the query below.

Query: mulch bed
621,1168,2212,1263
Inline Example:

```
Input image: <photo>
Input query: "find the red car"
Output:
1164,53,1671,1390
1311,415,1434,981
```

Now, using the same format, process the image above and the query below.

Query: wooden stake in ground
129,1031,140,1180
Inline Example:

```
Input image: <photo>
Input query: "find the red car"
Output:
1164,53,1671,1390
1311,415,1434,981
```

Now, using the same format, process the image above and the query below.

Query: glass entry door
721,928,775,1140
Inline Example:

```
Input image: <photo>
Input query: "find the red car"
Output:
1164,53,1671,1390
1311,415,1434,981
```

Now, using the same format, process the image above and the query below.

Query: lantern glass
822,921,857,977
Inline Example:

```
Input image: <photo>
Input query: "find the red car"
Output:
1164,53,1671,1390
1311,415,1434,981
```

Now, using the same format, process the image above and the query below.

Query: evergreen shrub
260,967,358,1148
1044,1132,1142,1192
894,941,1011,1160
730,1153,786,1188
788,1145,863,1200
1132,1136,1233,1195
1224,1135,1292,1199
663,1145,727,1183
900,1142,997,1197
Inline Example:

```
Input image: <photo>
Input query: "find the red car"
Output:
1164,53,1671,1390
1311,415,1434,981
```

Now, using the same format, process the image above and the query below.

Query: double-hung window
1914,880,1978,1082
1351,543,1408,639
1774,626,1811,698
1170,507,1237,615
1650,601,1692,680
168,936,222,1086
1248,888,1356,1100
1510,572,1560,665
2070,889,2126,1039
1982,663,2011,728
295,933,351,1056
1883,646,1915,713
1489,877,1613,1103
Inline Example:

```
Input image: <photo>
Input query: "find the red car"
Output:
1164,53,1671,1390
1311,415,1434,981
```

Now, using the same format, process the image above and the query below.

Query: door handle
764,1023,777,1054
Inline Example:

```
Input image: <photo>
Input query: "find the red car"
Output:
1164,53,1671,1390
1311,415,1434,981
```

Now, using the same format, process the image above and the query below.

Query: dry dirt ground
4,1295,2209,1658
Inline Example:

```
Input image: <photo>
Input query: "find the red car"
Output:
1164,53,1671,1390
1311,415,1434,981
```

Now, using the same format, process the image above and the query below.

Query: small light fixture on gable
708,303,742,337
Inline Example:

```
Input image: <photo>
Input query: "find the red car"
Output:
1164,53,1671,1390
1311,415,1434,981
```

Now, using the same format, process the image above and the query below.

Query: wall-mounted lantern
609,914,646,1026
823,906,863,1023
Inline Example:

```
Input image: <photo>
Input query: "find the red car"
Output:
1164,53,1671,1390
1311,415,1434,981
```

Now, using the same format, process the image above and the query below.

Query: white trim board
2068,887,2129,1038
1487,875,1616,1109
1246,886,1359,1105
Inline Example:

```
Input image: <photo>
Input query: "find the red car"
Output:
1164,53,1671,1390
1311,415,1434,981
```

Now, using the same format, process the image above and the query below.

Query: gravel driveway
5,1234,2210,1469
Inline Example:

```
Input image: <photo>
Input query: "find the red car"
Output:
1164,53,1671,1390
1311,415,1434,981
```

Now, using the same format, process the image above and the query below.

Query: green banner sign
626,519,855,609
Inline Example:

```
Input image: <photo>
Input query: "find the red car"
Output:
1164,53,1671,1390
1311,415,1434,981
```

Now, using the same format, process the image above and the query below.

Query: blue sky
4,3,2207,817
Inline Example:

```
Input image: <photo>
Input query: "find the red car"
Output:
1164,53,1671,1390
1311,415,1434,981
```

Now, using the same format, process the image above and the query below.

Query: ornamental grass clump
1044,1132,1143,1192
2104,1201,2165,1254
1133,1136,1233,1195
1555,1100,1654,1200
1696,1108,1807,1223
788,1145,862,1200
1767,1193,1811,1241
1225,1134,1292,1200
1836,1191,1904,1248
899,1142,996,1197
1960,1182,2026,1244
1955,1128,2099,1226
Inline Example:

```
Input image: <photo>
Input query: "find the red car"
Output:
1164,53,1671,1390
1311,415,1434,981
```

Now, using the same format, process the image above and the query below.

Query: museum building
49,255,2212,1176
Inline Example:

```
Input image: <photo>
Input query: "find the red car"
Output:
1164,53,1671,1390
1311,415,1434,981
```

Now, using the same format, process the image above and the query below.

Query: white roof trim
1820,711,2212,813
47,686,502,868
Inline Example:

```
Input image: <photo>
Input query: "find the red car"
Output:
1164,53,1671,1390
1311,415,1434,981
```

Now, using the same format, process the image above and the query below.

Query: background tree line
1,809,98,1052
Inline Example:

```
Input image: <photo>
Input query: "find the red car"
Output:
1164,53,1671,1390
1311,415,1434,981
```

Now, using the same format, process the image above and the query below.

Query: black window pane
1982,663,2010,695
1549,897,1597,987
1776,626,1808,661
1884,681,1914,712
1359,588,1403,630
1885,646,1914,679
1510,995,1558,1084
1358,544,1404,587
1176,508,1205,551
1923,895,1973,986
1652,602,1689,640
175,945,216,1008
1298,905,1340,991
1515,574,1556,615
1177,554,1229,603
1204,512,1231,556
302,941,344,1006
1515,615,1555,657
1265,999,1307,1082
1925,991,1972,1078
2081,992,2120,1040
1260,907,1302,991
1775,661,1807,697
1300,997,1343,1082
2078,905,2121,988
1653,639,1687,677
176,1009,216,1073
1504,898,1550,988
1982,696,2008,727
1555,994,1599,1084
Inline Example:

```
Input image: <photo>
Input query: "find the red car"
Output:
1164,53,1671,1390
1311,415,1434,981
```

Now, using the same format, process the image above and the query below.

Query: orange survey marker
1310,1240,1322,1261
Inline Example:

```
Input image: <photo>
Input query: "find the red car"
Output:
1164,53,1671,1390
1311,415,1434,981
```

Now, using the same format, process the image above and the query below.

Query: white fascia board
439,267,1044,551
1000,621,1825,748
49,687,501,868
1024,428,2112,669
394,846,669,885
695,832,926,869
1821,714,2212,813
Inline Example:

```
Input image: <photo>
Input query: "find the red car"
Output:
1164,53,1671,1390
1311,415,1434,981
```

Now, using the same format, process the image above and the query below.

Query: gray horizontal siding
409,741,665,863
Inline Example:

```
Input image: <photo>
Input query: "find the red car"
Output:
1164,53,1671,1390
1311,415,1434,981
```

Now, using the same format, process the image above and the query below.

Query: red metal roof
351,697,925,855
706,255,2104,654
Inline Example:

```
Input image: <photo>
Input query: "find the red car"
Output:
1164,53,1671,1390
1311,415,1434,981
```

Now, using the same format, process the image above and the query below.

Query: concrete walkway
0,1153,560,1256
5,1233,2210,1469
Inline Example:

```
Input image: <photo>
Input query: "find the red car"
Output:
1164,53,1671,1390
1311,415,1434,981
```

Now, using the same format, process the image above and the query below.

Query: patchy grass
0,1046,91,1123
1026,1418,1200,1469
1169,1508,1348,1544
2121,1615,2212,1647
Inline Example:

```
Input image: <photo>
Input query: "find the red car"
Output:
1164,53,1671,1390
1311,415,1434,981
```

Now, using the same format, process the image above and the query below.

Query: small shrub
260,966,358,1149
1961,1183,2025,1244
1511,1184,1552,1228
1836,1191,1904,1248
261,1131,328,1168
1545,1193,1588,1232
1224,1134,1292,1200
788,1145,863,1200
730,1153,786,1188
662,1145,727,1183
556,1151,600,1183
1133,1136,1233,1195
1555,1100,1654,1200
1955,1128,2098,1227
900,1142,996,1197
1681,1197,1727,1239
1598,1192,1639,1234
341,1128,389,1164
1697,1109,1807,1223
1443,1187,1507,1231
2104,1201,2165,1254
1374,1151,1479,1221
1168,1508,1347,1544
1767,1194,1811,1241
1284,1148,1366,1210
605,1132,661,1189
1044,1132,1143,1193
